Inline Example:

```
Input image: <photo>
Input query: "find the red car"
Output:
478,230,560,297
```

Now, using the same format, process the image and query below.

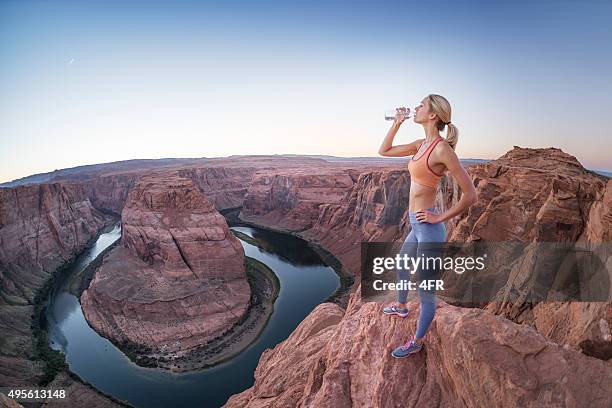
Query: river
46,223,340,408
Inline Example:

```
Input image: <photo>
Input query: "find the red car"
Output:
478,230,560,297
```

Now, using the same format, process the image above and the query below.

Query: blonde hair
427,94,458,150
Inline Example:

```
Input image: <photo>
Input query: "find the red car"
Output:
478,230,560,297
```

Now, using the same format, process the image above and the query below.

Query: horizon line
1,151,611,186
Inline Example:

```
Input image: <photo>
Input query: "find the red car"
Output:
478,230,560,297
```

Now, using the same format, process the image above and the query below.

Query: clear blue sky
1,0,611,182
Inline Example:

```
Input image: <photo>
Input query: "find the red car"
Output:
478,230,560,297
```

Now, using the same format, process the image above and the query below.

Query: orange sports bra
407,137,445,188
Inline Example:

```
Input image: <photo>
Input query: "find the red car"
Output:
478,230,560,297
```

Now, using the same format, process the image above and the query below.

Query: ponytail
445,123,458,151
427,94,458,151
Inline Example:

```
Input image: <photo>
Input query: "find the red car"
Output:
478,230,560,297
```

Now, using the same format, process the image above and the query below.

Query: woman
378,94,477,358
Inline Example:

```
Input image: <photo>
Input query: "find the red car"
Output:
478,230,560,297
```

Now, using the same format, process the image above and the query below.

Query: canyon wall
239,166,414,277
224,283,612,408
178,166,259,211
72,165,263,216
0,183,121,405
444,146,607,243
0,183,108,299
80,174,251,369
78,174,139,215
440,147,612,359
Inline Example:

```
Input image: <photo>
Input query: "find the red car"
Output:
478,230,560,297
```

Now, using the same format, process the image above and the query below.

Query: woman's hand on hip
415,209,441,223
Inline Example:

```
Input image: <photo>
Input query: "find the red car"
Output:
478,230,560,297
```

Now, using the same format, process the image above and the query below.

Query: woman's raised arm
378,123,423,157
378,108,423,157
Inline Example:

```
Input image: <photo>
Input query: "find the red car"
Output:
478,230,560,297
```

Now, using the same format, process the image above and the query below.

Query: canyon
444,147,612,359
0,149,610,407
0,182,117,405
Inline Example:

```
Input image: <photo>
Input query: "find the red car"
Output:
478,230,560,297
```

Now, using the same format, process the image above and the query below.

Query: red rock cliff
178,166,259,210
80,174,251,369
441,147,611,359
225,283,612,408
239,166,413,277
79,173,138,215
0,183,109,389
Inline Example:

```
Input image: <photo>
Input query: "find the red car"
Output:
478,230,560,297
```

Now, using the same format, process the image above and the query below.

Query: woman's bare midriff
408,180,438,212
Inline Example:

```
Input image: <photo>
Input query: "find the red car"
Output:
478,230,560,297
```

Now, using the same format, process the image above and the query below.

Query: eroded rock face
224,284,612,408
41,371,126,408
240,166,413,277
79,174,138,215
440,147,612,359
120,174,246,280
178,167,259,211
0,183,109,388
445,146,607,243
0,183,108,283
240,168,359,232
80,174,251,366
302,169,416,276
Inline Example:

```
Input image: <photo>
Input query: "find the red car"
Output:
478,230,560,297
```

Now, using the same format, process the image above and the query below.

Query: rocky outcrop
0,183,108,365
225,283,612,408
440,147,611,359
79,174,138,215
445,146,607,243
42,372,129,408
579,178,612,243
80,174,251,370
0,183,108,287
0,183,117,403
178,166,259,211
0,392,24,407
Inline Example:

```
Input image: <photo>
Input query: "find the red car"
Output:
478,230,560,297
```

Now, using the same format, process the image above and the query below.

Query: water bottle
385,107,414,121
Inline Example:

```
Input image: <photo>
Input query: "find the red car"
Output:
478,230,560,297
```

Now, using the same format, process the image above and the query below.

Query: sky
1,0,611,182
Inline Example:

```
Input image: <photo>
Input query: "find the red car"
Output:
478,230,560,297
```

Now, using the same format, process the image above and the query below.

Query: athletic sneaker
391,339,423,358
382,305,409,318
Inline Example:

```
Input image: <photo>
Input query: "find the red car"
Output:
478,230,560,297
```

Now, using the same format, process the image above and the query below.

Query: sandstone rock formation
438,147,612,359
80,174,251,368
0,392,24,407
239,165,410,278
0,183,118,405
178,166,259,211
79,174,138,215
41,372,129,408
225,283,612,408
444,147,608,243
0,184,108,379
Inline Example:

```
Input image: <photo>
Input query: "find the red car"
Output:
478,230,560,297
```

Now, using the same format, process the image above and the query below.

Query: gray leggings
397,206,446,338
